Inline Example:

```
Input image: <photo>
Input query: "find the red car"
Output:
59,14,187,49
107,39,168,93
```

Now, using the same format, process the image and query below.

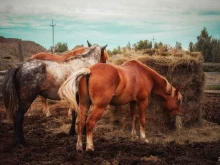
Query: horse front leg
137,99,149,143
130,102,138,139
40,96,51,117
13,102,32,146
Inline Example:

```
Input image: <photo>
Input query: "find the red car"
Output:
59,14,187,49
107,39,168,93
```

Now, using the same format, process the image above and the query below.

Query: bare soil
0,93,220,165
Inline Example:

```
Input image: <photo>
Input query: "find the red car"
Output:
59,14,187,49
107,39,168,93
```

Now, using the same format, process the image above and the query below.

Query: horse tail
2,67,20,120
58,68,90,113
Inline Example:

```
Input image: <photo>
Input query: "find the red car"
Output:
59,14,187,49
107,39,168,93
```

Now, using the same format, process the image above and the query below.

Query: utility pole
50,19,56,54
152,36,156,48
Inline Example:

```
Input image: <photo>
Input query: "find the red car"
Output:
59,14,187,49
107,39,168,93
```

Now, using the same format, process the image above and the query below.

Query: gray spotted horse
2,43,107,146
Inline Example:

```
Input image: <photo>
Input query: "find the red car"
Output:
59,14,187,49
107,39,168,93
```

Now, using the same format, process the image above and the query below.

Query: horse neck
144,65,172,100
67,49,101,66
63,47,86,61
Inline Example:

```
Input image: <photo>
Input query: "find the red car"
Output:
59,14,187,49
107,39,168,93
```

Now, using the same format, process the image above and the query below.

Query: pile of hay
99,53,204,134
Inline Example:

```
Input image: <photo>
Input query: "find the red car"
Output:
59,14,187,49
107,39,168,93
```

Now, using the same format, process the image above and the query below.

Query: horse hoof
145,139,149,143
46,113,51,117
86,148,94,151
86,145,94,151
12,140,26,148
14,143,26,149
76,145,83,151
27,113,33,116
140,138,149,143
131,135,139,141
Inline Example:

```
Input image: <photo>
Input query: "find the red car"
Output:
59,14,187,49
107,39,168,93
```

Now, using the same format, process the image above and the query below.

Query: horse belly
110,94,135,106
40,89,60,100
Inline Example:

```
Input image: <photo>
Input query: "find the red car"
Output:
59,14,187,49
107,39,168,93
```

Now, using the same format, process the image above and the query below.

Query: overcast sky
0,0,220,50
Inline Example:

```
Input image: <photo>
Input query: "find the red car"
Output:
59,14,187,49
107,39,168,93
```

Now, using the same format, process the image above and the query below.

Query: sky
0,0,220,50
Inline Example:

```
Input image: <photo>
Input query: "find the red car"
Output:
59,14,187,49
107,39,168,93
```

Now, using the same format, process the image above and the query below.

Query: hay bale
102,53,204,133
142,49,156,56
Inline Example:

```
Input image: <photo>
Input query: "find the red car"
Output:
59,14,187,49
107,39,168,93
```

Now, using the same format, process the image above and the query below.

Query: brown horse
59,60,183,151
31,42,109,63
30,41,109,117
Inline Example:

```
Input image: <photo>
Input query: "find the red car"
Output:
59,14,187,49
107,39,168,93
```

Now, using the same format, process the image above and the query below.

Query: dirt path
0,94,220,165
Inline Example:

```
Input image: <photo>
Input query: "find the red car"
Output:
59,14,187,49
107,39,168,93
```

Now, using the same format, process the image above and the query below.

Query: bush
55,42,68,53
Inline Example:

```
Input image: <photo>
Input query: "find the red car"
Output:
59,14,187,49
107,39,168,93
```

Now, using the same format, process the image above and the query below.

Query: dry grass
94,119,220,145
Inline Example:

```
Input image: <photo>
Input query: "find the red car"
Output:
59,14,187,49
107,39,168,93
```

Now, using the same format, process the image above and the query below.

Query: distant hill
0,36,47,70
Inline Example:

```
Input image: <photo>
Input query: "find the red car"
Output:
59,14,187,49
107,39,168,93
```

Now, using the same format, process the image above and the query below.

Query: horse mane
128,60,182,102
164,78,182,102
103,51,109,60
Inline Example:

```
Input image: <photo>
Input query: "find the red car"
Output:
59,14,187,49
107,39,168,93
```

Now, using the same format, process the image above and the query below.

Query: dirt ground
0,93,220,165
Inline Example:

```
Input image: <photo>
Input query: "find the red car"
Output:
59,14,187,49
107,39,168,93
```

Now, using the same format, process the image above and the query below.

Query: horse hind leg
76,103,90,151
13,101,33,146
40,96,51,117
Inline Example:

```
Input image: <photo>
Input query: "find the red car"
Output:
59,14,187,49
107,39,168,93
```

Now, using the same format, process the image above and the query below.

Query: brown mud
0,93,219,165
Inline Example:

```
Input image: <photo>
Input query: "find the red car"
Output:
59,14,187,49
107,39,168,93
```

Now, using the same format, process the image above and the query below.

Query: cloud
1,0,220,50
198,10,220,16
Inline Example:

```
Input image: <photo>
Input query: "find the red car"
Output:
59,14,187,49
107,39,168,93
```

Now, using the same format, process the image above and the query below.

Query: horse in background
29,41,109,117
59,60,183,151
31,41,109,63
3,43,108,146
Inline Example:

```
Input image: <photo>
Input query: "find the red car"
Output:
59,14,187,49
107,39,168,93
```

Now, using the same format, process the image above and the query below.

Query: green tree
158,42,163,48
189,42,195,52
133,39,152,51
154,42,159,49
55,42,68,53
111,45,123,55
192,27,220,62
196,27,212,61
211,39,220,62
175,42,182,50
126,41,131,50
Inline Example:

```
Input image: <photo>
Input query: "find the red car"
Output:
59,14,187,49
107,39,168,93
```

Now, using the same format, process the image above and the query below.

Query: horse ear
101,44,108,52
87,40,92,47
175,85,180,95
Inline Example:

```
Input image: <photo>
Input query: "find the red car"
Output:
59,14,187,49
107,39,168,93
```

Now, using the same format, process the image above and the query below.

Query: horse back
114,61,153,102
31,52,64,61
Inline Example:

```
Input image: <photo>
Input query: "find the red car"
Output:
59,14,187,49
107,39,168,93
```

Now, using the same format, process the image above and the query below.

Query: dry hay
100,53,204,134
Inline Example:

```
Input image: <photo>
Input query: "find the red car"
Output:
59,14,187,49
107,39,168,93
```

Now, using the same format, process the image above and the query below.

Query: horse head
86,41,108,63
163,85,183,129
